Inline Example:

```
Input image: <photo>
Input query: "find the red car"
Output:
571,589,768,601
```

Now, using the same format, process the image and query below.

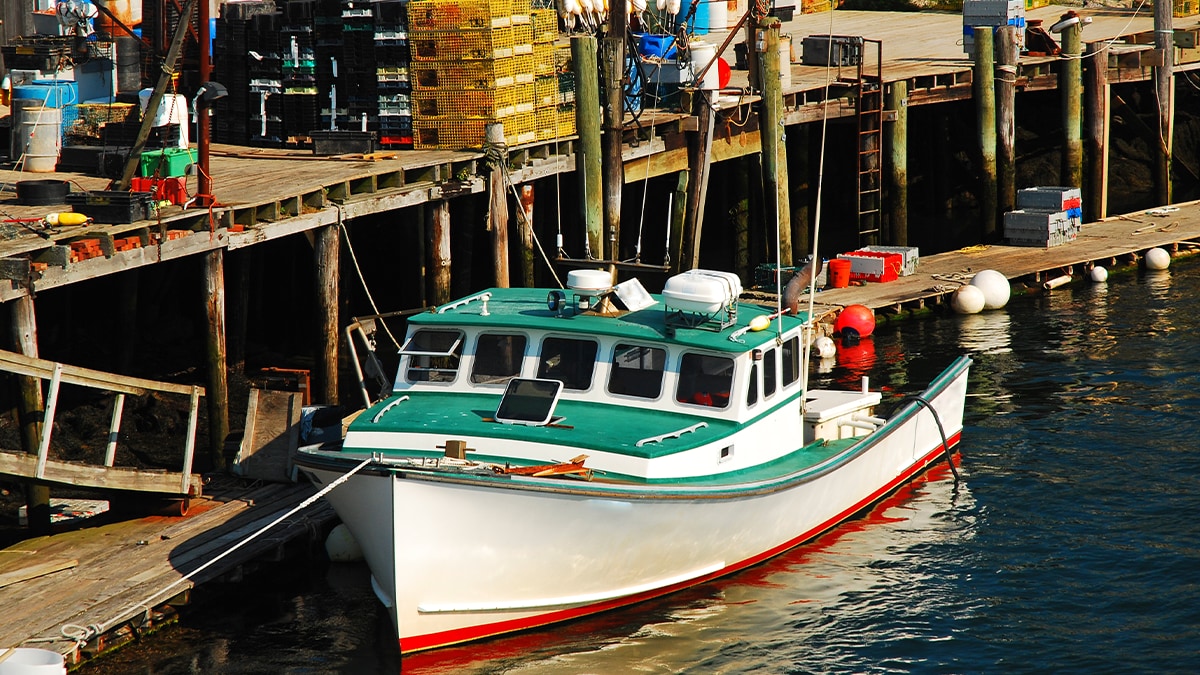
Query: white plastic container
0,648,67,675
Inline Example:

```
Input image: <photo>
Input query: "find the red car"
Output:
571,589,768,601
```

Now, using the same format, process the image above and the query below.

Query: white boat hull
301,358,969,652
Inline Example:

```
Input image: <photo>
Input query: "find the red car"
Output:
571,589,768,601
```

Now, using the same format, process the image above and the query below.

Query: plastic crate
1017,186,1082,211
139,148,198,178
410,28,515,61
131,176,189,205
854,246,919,276
412,58,517,90
65,191,157,224
801,35,862,66
311,130,377,155
837,251,903,283
556,104,577,137
406,0,512,30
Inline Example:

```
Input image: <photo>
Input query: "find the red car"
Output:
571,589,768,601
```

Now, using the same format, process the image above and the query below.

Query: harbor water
80,259,1200,674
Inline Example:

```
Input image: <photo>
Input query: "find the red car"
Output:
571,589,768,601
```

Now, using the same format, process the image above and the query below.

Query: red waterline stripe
400,432,962,653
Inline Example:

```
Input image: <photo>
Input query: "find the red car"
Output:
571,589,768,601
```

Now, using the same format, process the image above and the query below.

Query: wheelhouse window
401,329,464,383
746,363,759,407
676,352,735,408
537,337,599,391
782,336,800,387
763,348,777,399
471,333,527,385
608,344,666,399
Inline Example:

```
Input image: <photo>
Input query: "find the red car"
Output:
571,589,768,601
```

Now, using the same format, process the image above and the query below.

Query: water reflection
957,311,1012,355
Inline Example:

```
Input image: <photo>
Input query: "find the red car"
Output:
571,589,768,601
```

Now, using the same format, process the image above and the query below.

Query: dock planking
0,478,335,665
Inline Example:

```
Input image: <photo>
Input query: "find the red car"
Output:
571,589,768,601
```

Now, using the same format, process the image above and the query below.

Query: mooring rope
29,456,374,649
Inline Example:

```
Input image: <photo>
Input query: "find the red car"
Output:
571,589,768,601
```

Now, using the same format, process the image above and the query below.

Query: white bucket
17,106,63,173
137,90,191,148
780,35,793,89
0,648,67,675
726,0,742,28
690,41,720,90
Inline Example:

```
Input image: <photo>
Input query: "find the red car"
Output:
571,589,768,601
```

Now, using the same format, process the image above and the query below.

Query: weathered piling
1153,0,1174,205
429,200,452,305
601,4,627,262
314,225,339,404
10,295,49,534
886,80,909,247
974,26,997,241
1084,41,1110,220
996,25,1019,217
1060,16,1083,190
486,123,510,288
572,36,604,258
757,17,791,267
518,184,536,286
203,250,229,469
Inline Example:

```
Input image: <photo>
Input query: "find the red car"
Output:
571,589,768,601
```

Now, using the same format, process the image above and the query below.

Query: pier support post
995,25,1019,217
518,184,536,286
486,124,511,288
669,170,688,275
600,4,627,263
429,200,452,306
682,92,714,271
757,17,792,267
10,295,49,534
974,27,997,241
314,224,339,405
1084,41,1110,220
1153,0,1174,205
572,36,604,259
1061,16,1084,190
886,80,909,247
203,250,229,471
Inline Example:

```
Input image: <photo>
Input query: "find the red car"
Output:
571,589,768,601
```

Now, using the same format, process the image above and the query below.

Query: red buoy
834,304,876,338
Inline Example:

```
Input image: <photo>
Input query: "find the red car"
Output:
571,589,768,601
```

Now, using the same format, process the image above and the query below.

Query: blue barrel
12,80,79,108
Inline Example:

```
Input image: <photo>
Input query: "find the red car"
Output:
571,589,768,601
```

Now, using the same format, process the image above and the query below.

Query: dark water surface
82,260,1200,674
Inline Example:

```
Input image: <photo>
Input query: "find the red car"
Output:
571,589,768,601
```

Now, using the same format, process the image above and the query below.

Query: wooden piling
601,4,626,262
203,250,229,470
974,27,997,241
1153,0,1174,205
486,124,511,288
757,17,791,267
572,36,604,258
429,200,452,306
313,225,339,404
10,295,49,534
682,95,714,271
1084,41,1110,220
996,25,1019,216
1061,18,1083,190
518,184,536,286
886,80,909,247
669,170,688,275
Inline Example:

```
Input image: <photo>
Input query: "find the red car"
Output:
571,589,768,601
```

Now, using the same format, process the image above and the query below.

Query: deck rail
0,350,205,497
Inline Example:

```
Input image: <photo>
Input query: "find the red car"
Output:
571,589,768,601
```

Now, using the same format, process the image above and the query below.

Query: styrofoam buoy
1145,247,1171,270
814,335,836,359
951,284,986,315
1089,266,1108,282
324,523,364,562
969,269,1011,310
834,304,875,338
0,648,66,675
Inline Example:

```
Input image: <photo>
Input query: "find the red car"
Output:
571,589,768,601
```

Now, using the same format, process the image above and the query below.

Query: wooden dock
0,478,335,666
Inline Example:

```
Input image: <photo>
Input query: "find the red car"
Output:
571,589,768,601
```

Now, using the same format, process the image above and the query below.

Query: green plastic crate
139,148,197,178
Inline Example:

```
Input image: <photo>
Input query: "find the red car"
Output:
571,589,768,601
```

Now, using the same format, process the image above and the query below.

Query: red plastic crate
130,176,189,205
837,251,903,283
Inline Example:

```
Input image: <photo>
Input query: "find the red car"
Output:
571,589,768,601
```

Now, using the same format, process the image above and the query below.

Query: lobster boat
294,268,972,653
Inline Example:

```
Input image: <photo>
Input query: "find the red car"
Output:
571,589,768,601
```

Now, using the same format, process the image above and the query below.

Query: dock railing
0,349,205,497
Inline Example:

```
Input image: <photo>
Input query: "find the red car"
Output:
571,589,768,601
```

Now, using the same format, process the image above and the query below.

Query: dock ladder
855,38,884,246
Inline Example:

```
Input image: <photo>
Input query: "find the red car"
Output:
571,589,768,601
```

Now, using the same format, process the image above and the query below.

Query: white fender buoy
1089,266,1108,282
951,284,986,315
814,335,836,359
1144,247,1171,270
968,269,1010,310
325,523,364,562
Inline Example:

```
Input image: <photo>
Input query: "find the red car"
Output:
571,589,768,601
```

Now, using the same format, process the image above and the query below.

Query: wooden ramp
0,479,335,665
0,349,204,497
